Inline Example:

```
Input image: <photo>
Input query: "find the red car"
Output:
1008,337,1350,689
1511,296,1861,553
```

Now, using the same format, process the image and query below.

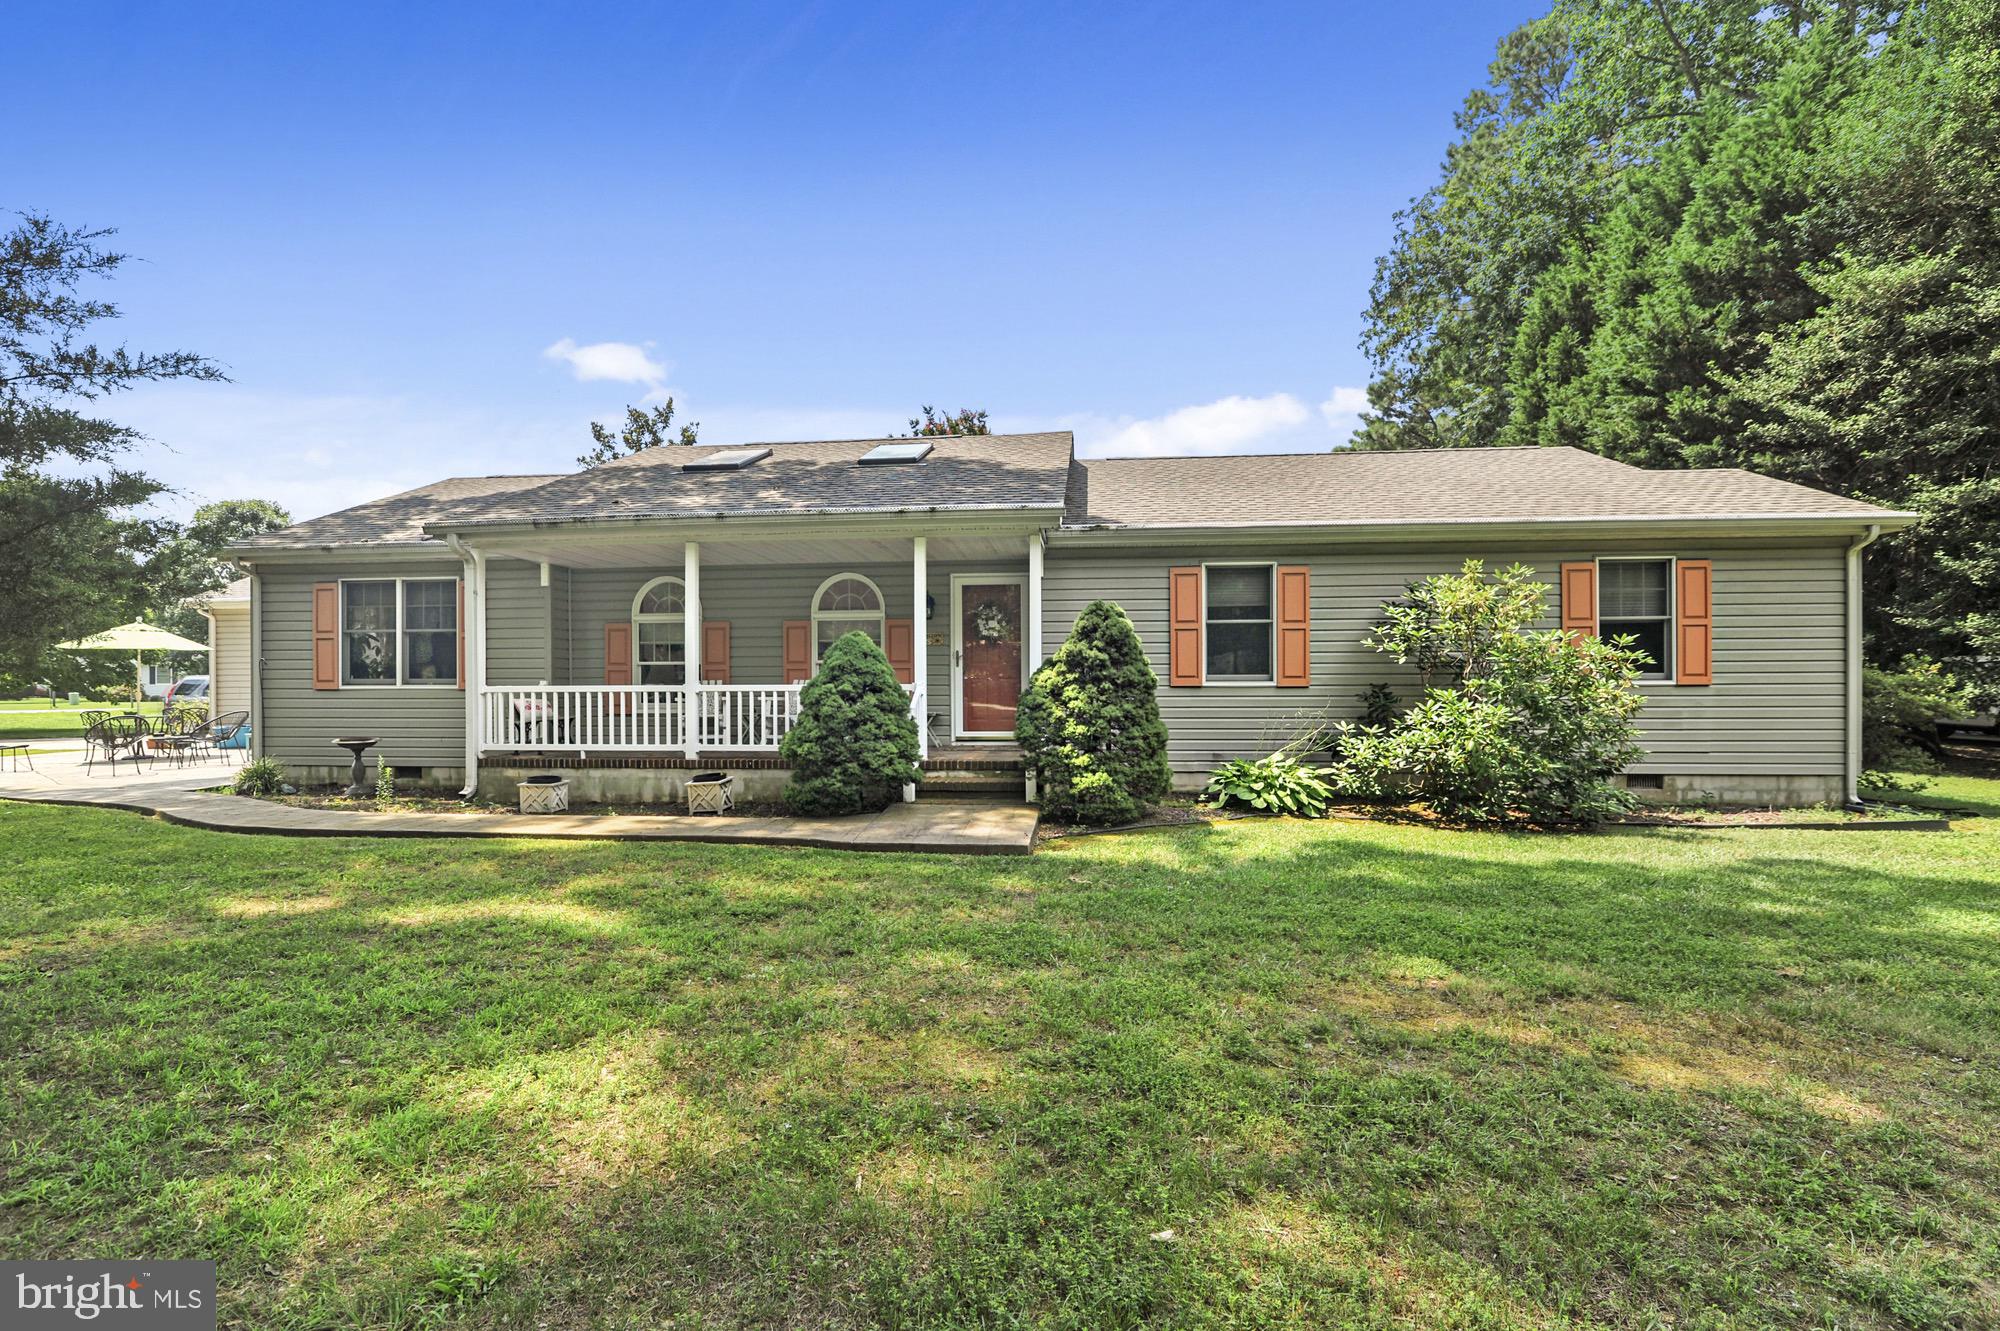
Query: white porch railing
480,683,925,755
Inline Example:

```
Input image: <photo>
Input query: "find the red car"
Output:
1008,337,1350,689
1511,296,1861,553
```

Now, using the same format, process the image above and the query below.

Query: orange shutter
1559,563,1598,640
603,622,633,685
312,582,340,690
700,621,731,682
455,579,466,690
1276,565,1310,687
1168,566,1203,687
1676,559,1713,685
885,619,915,684
783,621,812,683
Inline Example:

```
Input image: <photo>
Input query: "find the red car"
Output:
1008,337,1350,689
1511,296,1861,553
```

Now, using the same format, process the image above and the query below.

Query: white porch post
452,540,486,798
683,540,701,758
912,535,928,764
1027,533,1044,670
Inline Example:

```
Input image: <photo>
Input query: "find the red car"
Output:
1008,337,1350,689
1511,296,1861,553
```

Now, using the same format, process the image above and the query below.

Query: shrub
1334,560,1648,825
1205,754,1336,818
780,631,921,815
1863,656,1973,778
1015,600,1172,825
233,757,286,797
375,756,397,802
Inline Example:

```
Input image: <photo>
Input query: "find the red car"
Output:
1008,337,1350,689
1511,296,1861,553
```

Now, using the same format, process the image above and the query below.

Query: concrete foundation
473,764,791,805
1169,768,1845,808
1618,772,1845,808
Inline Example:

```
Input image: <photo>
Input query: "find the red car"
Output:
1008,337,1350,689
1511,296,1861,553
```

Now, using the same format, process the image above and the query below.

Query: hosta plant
1205,754,1337,818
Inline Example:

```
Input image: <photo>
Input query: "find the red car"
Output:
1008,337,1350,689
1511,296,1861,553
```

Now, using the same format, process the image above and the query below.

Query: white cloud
1078,393,1311,458
1319,385,1370,445
542,337,667,386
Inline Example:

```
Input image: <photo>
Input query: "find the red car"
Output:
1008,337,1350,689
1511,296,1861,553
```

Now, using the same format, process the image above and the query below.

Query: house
226,432,1913,807
198,577,252,720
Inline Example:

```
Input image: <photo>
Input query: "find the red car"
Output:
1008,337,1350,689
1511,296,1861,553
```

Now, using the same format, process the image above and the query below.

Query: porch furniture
155,709,251,767
510,697,568,747
686,772,734,815
332,737,380,796
0,742,31,772
517,773,570,814
207,710,251,761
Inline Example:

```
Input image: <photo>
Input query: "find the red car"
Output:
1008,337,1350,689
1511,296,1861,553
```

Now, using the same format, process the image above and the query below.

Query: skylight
681,447,772,472
858,441,935,465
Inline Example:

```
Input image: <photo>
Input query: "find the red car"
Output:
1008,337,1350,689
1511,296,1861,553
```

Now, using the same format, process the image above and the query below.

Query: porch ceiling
469,530,1033,568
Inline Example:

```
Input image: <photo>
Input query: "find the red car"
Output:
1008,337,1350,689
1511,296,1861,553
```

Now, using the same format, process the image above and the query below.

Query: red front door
959,582,1024,735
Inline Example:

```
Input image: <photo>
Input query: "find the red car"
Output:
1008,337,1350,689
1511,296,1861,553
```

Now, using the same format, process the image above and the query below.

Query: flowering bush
1334,561,1648,824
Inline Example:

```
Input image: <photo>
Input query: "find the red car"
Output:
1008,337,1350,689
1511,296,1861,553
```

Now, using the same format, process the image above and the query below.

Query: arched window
631,576,686,685
811,572,885,663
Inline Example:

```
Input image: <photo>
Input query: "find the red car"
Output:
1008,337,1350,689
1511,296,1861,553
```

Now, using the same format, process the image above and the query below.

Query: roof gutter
1846,523,1883,810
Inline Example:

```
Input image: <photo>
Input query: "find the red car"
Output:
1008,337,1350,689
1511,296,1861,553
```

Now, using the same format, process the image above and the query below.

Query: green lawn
0,699,165,739
2,779,1997,1329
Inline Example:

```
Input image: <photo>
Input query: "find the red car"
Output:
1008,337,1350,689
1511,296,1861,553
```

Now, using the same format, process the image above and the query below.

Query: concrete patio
0,749,1038,855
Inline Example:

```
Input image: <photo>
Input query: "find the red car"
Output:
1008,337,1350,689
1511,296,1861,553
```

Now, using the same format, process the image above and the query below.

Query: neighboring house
227,433,1913,806
198,577,252,721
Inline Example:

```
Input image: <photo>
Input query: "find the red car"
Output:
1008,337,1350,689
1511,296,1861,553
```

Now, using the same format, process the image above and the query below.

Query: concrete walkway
0,752,1038,855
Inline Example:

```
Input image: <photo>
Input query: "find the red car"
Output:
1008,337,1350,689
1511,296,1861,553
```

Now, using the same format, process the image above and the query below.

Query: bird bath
332,737,380,797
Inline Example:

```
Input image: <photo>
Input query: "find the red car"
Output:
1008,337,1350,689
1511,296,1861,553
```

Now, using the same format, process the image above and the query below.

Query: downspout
445,535,485,799
1845,523,1882,809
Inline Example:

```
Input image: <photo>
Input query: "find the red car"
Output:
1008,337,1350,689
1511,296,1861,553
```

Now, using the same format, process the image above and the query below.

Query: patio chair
511,698,568,748
83,716,146,775
205,710,251,765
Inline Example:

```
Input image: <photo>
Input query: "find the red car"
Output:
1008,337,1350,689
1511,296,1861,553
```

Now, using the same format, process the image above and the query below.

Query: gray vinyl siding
1040,539,1850,777
485,558,551,685
257,559,468,769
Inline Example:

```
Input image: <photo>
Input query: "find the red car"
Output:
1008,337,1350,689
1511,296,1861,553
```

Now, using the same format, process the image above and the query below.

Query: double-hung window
1598,559,1673,679
341,578,458,685
1204,565,1274,682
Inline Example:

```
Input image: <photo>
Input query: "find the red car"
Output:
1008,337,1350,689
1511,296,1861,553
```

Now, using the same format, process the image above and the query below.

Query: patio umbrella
55,621,208,706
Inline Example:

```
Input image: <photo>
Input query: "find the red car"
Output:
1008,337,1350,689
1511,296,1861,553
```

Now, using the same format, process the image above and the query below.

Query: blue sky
13,1,1539,521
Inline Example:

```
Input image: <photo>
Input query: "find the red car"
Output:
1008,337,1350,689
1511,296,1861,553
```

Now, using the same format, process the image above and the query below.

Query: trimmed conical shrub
780,630,922,815
1016,600,1172,825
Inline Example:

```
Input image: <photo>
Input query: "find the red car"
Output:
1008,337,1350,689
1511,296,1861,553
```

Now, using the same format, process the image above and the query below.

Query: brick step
922,773,1027,796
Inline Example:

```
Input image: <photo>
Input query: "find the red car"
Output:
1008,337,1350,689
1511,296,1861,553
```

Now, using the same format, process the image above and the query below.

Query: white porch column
683,540,701,758
912,535,928,765
451,540,487,798
1027,533,1044,671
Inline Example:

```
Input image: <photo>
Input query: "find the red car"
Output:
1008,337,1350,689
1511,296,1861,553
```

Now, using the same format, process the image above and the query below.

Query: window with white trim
1598,559,1673,678
632,576,686,685
1204,564,1274,681
812,573,885,662
341,578,458,685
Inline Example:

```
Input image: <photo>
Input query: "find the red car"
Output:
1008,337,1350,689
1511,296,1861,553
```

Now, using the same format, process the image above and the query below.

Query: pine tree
1016,601,1172,825
779,632,922,815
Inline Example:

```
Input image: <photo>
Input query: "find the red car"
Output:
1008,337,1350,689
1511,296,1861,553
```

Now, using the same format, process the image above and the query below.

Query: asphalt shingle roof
236,440,1905,552
438,433,1076,528
235,475,567,549
1065,447,1906,528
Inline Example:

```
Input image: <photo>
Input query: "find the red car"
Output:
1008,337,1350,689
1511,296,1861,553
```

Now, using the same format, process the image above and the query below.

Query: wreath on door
970,599,1017,644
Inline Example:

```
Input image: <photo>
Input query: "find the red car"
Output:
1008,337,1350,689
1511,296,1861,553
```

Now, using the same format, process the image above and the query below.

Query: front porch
453,520,1047,795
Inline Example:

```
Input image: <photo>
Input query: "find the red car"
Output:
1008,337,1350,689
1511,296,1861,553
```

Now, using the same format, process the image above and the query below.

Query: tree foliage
1016,601,1172,825
779,631,922,815
1335,561,1648,824
1358,1,1995,683
0,211,225,680
576,400,698,467
904,405,990,437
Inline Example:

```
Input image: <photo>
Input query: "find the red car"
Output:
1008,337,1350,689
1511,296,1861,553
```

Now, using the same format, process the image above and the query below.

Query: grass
2,774,1998,1329
0,699,165,739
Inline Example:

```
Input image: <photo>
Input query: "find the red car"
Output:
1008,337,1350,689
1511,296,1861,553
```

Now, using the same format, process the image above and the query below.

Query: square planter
518,774,570,814
686,772,734,815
